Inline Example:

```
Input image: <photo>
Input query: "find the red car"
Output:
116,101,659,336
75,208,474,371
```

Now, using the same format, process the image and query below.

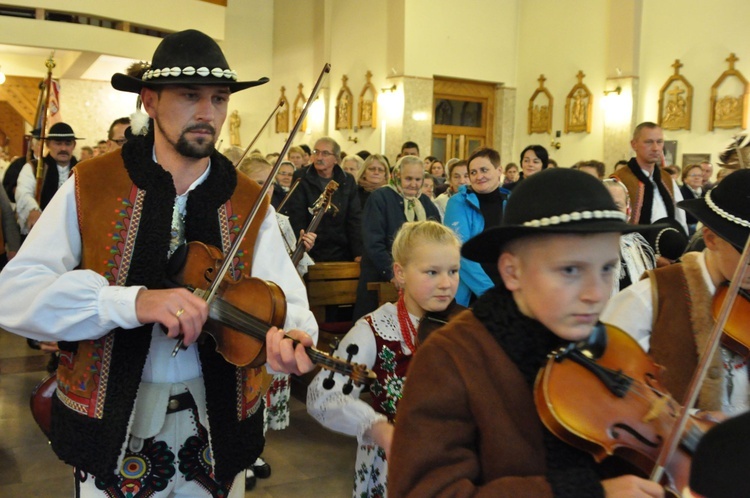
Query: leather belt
166,391,197,414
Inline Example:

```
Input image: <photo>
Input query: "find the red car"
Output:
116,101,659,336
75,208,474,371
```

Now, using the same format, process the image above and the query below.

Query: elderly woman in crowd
353,155,440,319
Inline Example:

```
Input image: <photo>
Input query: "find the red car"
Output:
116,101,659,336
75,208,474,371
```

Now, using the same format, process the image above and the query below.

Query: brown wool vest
647,252,723,410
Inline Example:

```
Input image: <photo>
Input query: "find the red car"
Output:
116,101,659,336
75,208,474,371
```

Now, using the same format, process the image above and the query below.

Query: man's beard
156,119,216,159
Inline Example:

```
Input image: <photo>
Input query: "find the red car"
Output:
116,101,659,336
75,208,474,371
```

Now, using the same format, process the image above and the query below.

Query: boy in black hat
15,122,82,233
0,29,316,497
602,168,750,417
389,168,663,497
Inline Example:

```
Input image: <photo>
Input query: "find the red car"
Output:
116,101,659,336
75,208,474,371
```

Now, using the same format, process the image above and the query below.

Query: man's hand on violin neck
135,288,209,346
265,327,314,376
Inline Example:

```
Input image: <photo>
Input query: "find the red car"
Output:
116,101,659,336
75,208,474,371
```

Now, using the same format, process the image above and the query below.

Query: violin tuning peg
342,382,354,395
330,337,341,352
345,344,359,356
322,377,335,390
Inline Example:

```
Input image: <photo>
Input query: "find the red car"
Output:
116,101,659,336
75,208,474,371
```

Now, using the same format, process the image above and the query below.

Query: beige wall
2,0,749,172
638,0,750,171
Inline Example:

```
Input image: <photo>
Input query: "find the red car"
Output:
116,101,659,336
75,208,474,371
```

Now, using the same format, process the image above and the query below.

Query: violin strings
211,298,361,378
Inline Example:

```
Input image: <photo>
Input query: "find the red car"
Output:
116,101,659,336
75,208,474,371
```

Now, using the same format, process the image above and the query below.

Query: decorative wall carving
275,86,289,134
658,59,693,131
358,70,377,129
528,74,553,134
335,75,353,130
293,83,307,133
709,53,748,131
564,70,592,133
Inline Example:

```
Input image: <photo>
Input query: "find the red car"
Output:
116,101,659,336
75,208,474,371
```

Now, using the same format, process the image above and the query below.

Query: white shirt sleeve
600,277,654,352
672,179,689,234
251,205,318,344
0,175,143,342
15,162,41,234
306,319,387,444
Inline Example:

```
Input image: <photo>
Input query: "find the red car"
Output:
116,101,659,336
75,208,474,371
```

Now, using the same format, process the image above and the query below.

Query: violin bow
276,177,301,213
232,100,284,168
34,53,56,204
650,233,750,484
172,63,331,355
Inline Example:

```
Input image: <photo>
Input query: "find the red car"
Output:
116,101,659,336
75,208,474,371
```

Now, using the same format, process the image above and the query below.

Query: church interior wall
0,0,748,171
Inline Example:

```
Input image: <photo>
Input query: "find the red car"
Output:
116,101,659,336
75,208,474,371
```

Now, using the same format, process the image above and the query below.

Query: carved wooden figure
528,74,553,135
709,53,748,131
658,59,693,131
564,70,592,134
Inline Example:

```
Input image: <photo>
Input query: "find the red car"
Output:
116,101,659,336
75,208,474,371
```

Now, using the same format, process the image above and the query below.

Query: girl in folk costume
353,155,441,320
307,220,461,497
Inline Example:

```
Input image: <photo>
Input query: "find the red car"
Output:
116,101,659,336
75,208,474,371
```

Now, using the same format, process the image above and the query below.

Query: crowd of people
0,28,749,498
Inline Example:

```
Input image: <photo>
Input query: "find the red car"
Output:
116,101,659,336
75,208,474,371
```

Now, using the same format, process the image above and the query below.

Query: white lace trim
142,66,238,82
705,189,750,228
369,303,419,347
522,209,626,227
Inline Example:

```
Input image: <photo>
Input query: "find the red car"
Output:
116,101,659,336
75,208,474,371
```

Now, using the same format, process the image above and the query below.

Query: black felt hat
111,29,269,94
463,168,639,264
46,122,84,140
645,217,689,260
678,169,750,251
690,411,750,497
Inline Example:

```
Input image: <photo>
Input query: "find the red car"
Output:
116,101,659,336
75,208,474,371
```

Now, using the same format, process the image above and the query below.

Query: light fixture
381,84,397,93
603,86,622,96
0,66,6,85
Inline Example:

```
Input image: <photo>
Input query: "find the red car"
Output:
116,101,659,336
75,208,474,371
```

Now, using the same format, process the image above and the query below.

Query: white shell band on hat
522,209,627,228
142,66,238,82
705,189,750,228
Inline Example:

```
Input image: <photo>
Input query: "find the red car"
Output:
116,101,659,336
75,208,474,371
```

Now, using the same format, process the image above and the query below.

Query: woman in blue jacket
444,147,510,305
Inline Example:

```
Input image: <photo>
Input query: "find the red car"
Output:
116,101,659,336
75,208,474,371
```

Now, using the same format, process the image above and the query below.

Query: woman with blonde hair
355,153,390,208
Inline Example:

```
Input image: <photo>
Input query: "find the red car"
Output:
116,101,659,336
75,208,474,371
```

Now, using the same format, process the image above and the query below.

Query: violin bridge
642,396,668,423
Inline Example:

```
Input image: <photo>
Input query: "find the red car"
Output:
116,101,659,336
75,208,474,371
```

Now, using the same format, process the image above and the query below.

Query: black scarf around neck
626,157,674,224
40,154,77,209
472,286,605,498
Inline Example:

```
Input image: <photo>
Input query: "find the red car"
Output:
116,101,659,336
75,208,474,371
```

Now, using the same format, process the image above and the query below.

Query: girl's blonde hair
392,220,461,266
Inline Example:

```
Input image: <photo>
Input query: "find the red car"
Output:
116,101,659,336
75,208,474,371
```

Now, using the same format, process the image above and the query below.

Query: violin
711,283,750,357
534,323,714,496
289,180,338,266
175,241,376,386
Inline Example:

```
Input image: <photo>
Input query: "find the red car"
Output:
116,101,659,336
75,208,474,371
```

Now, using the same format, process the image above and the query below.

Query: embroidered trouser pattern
74,406,243,498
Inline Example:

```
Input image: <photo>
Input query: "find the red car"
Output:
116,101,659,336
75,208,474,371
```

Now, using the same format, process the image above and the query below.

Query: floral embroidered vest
50,134,269,482
365,314,413,422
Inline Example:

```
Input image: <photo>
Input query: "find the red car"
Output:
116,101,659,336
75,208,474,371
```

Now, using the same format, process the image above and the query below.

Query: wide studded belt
166,391,197,414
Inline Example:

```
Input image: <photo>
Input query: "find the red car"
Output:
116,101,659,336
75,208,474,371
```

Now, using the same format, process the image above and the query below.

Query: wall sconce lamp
381,84,397,93
603,86,622,96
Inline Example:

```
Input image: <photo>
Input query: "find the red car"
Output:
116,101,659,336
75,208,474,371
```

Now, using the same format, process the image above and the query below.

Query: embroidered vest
613,164,675,225
647,252,723,410
50,143,270,482
365,314,412,422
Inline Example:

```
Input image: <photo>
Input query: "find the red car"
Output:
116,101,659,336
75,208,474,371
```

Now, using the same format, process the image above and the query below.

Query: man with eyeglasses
106,116,131,152
15,122,83,234
284,136,362,263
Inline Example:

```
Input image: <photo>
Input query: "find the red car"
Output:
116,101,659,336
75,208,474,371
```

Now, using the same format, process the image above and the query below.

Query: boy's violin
534,323,713,497
711,283,750,357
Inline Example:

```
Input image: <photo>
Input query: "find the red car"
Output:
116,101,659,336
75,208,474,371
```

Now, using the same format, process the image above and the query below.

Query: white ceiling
0,43,139,81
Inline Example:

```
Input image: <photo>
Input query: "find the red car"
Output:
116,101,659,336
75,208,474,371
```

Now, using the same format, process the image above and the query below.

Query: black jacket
283,164,362,262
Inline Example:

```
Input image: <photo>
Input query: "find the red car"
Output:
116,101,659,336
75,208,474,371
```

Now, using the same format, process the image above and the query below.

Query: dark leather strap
166,391,197,414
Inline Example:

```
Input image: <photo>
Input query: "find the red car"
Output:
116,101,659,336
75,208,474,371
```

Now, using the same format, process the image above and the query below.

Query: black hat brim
111,73,269,94
462,219,641,264
679,197,748,251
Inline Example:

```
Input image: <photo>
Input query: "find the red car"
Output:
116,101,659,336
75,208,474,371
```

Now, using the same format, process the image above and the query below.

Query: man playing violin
0,29,317,497
602,164,750,417
389,168,663,497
